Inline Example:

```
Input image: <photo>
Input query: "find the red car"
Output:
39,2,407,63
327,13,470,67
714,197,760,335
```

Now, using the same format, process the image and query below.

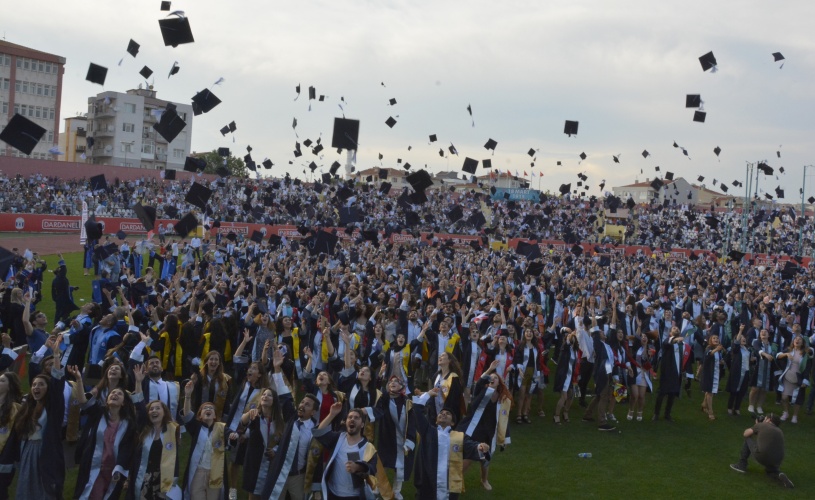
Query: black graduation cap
526,148,536,157
331,118,360,150
168,61,180,78
559,183,571,195
446,205,464,223
153,107,187,143
765,193,773,200
0,113,46,155
757,162,773,175
132,203,157,231
650,178,664,191
775,187,785,199
84,218,103,240
250,230,263,243
308,86,316,100
408,190,428,204
139,66,153,79
808,197,815,204
429,134,437,143
385,116,397,128
377,168,388,180
449,144,458,155
90,174,107,191
116,230,127,241
0,246,17,281
641,150,650,158
697,175,705,182
516,241,542,261
379,181,392,195
225,232,237,242
685,94,701,108
693,111,706,123
564,120,579,137
174,212,198,237
406,169,433,192
305,230,339,256
163,169,176,181
262,159,273,169
312,143,324,155
183,156,206,172
712,146,722,158
192,89,221,114
336,186,354,201
127,39,140,57
720,183,728,193
484,138,497,151
94,243,118,260
462,157,478,174
579,152,587,161
665,171,674,181
699,51,718,72
85,63,108,85
388,97,397,105
185,182,212,210
525,261,544,277
570,244,583,256
626,198,636,209
772,52,784,62
480,159,491,170
728,250,745,263
329,161,341,176
161,1,171,11
158,15,194,47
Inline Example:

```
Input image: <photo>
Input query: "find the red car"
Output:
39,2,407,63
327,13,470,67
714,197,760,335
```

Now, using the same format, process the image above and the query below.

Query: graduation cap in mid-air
174,212,198,237
153,105,187,143
699,51,718,72
85,63,108,85
0,113,46,155
564,120,579,137
132,203,157,231
331,118,360,150
184,182,212,210
126,39,140,57
192,89,221,114
158,14,195,47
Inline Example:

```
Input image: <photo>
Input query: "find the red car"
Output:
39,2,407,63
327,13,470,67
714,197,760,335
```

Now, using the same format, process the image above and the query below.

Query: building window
178,112,187,121
45,62,51,73
122,123,135,133
47,131,54,142
35,106,41,119
36,83,42,96
1,102,6,114
121,142,134,153
14,81,20,92
38,62,44,72
20,104,27,116
13,104,19,114
49,108,55,119
23,59,30,70
124,103,136,113
142,142,154,154
2,78,9,90
173,148,184,159
21,81,28,94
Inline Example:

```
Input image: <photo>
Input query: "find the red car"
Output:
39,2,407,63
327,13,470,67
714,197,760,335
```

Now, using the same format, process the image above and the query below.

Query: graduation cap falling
564,120,579,137
612,154,621,164
772,52,785,69
185,182,212,210
757,162,774,175
174,212,198,237
429,134,437,143
85,63,108,85
385,116,397,128
220,121,237,136
331,117,359,150
685,94,702,108
153,105,187,143
126,39,140,57
0,113,46,155
139,66,153,79
466,104,474,126
693,111,707,123
89,174,107,191
699,51,718,72
775,186,785,199
158,13,194,47
161,1,171,11
713,146,722,159
168,61,180,78
462,157,479,175
484,138,497,152
192,89,221,114
132,203,157,231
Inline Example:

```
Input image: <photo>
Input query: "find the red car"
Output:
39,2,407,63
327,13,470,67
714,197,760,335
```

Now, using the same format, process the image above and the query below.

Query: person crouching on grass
730,414,794,488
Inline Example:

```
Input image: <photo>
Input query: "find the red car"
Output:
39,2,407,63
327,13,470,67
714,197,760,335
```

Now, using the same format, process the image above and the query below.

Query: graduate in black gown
653,326,692,421
370,375,417,500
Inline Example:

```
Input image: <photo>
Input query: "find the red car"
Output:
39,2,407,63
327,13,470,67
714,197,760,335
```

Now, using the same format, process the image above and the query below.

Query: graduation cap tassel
212,77,225,86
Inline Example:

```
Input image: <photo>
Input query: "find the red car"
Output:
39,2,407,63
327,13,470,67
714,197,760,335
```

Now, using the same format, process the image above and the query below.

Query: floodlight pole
801,165,814,256
741,162,753,252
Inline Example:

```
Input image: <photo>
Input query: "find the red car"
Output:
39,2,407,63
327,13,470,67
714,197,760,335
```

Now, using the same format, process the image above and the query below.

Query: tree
196,149,249,178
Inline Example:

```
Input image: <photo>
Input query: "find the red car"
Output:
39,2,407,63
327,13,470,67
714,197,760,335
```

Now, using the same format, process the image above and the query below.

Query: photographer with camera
730,414,794,488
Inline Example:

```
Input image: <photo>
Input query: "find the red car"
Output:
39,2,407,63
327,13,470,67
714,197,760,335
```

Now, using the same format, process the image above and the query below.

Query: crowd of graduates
0,184,813,498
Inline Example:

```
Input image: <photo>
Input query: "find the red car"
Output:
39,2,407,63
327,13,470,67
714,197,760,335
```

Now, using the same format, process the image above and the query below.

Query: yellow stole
361,441,378,492
159,329,184,378
448,431,465,494
495,398,512,448
206,422,227,488
440,372,459,402
213,374,231,419
160,423,179,493
444,333,461,354
0,403,20,453
362,390,382,443
244,386,263,412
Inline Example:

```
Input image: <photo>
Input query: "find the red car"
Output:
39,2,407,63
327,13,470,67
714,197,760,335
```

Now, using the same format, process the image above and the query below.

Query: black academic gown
412,396,483,500
73,400,137,500
658,339,689,395
372,392,416,480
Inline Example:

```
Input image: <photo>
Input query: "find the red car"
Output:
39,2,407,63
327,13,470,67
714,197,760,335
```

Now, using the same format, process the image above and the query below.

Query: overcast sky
6,0,815,201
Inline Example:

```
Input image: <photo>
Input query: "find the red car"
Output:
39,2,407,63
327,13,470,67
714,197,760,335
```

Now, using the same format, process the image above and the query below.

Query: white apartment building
86,87,193,171
0,40,65,159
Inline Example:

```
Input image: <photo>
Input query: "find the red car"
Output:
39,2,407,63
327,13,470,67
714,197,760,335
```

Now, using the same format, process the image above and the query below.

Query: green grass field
9,251,813,498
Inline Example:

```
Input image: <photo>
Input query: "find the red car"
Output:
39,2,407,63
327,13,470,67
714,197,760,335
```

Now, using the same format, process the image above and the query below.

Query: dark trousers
584,383,610,425
654,393,676,417
578,359,594,401
740,438,780,474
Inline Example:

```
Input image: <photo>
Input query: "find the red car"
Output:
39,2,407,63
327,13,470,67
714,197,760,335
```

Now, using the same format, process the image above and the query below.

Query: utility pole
801,165,814,255
741,162,754,252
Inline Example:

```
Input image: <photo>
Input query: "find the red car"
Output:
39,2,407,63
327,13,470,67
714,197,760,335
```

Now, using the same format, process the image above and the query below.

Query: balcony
155,153,167,162
91,149,112,158
75,146,86,153
76,129,87,137
93,108,117,118
93,128,115,138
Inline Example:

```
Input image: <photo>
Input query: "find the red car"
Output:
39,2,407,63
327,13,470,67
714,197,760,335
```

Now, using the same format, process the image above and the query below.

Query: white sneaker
747,405,755,413
791,415,798,424
756,407,764,414
228,488,237,500
780,412,788,421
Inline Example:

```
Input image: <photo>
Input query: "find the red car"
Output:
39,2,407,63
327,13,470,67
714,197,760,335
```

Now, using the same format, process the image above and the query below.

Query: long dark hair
105,387,137,424
138,400,172,443
0,372,23,427
94,358,129,395
13,374,49,436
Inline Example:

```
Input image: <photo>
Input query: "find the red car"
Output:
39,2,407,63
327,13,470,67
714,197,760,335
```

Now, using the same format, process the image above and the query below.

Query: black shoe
730,463,747,474
578,399,587,408
777,473,794,488
598,424,617,431
664,415,674,423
